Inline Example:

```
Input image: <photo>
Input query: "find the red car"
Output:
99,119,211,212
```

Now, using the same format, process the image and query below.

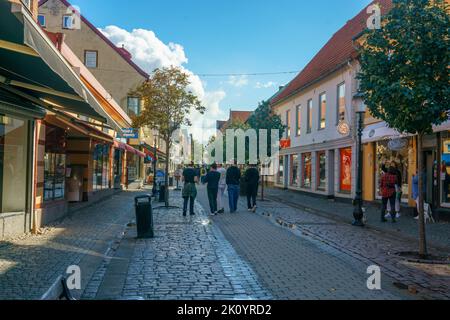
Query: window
127,97,140,116
290,154,299,186
84,50,98,68
441,132,450,207
307,99,313,133
317,151,326,190
340,148,352,193
296,105,301,136
44,154,66,201
62,15,73,29
278,156,284,185
93,143,110,191
302,153,312,188
0,115,29,213
285,110,291,138
38,15,46,28
319,93,326,130
337,83,346,123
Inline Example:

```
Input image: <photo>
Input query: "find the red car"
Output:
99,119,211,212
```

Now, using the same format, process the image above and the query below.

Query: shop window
290,154,299,186
375,139,409,202
340,148,352,193
302,153,312,188
307,99,312,133
317,151,326,190
0,115,29,213
277,156,284,185
44,154,66,201
441,132,450,206
93,143,110,191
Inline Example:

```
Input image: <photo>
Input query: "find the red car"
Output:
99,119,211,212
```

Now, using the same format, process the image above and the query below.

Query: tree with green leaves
131,66,205,207
358,0,449,257
247,100,286,162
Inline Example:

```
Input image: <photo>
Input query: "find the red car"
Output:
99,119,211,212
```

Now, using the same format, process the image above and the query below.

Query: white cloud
99,25,226,143
255,81,277,89
227,75,249,87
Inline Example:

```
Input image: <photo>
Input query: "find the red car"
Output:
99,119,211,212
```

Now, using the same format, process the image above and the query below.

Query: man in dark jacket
226,161,241,213
203,163,221,215
244,164,260,212
380,165,398,223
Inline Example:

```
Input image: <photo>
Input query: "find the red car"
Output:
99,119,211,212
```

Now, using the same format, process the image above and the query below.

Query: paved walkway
196,186,411,300
0,190,145,300
255,187,450,299
87,191,271,300
264,187,450,251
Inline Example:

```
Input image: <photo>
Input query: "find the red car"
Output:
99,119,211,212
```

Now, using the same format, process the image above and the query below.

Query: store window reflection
441,132,450,206
0,115,29,213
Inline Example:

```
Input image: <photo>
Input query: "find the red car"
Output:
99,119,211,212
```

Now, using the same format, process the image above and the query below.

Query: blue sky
70,0,372,127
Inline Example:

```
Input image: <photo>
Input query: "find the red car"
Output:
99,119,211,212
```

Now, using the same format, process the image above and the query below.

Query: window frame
307,99,313,134
285,109,291,138
37,14,46,28
62,14,74,29
127,97,141,116
318,92,326,130
336,82,346,125
295,104,301,136
84,50,98,68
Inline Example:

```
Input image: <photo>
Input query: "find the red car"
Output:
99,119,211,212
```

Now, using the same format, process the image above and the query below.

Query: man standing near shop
203,163,221,215
380,164,398,223
216,163,227,214
226,160,241,213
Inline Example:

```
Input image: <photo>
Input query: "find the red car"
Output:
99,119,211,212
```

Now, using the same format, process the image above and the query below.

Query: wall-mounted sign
280,139,291,149
121,128,139,139
337,121,350,136
388,138,408,151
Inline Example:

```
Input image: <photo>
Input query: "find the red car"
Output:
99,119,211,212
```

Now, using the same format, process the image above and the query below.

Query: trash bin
159,185,166,202
134,195,154,238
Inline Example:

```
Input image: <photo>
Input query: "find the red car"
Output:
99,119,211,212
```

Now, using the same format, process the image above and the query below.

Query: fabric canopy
113,140,145,158
0,1,123,132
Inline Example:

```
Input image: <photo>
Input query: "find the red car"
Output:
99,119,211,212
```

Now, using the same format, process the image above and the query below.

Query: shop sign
121,128,139,139
337,121,350,135
280,139,291,149
388,138,408,151
340,148,352,192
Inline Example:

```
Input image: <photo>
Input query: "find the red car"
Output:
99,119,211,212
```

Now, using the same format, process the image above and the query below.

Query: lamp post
352,95,366,227
152,130,159,197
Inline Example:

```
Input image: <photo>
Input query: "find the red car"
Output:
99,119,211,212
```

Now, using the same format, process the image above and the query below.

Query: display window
317,151,326,191
290,154,299,186
340,148,352,192
302,153,312,188
0,114,30,213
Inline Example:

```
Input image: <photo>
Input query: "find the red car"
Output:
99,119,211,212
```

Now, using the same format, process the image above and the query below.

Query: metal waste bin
134,195,154,238
158,185,166,202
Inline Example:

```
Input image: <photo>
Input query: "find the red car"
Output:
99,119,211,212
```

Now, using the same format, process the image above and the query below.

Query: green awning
0,0,122,132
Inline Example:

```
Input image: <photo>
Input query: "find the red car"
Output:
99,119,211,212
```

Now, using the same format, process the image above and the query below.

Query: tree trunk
417,133,428,257
165,138,170,208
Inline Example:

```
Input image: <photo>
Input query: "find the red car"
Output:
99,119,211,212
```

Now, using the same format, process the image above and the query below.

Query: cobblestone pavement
256,188,450,299
264,187,450,250
196,186,411,300
89,191,272,300
0,190,144,300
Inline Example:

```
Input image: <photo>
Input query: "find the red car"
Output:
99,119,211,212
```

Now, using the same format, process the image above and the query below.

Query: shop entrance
424,150,438,207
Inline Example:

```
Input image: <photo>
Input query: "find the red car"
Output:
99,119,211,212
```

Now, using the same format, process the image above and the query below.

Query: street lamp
152,129,159,197
352,94,366,227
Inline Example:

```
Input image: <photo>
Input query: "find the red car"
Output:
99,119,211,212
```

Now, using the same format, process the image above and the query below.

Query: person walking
385,162,402,219
203,163,221,215
216,163,227,214
244,164,260,212
380,164,398,223
226,160,241,213
182,162,198,216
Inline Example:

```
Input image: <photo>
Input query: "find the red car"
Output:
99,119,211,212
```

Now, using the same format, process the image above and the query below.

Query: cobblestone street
0,185,448,300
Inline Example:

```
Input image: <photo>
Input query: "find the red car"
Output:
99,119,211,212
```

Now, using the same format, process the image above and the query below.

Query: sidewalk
258,187,450,299
85,188,271,300
264,187,450,251
0,189,146,300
